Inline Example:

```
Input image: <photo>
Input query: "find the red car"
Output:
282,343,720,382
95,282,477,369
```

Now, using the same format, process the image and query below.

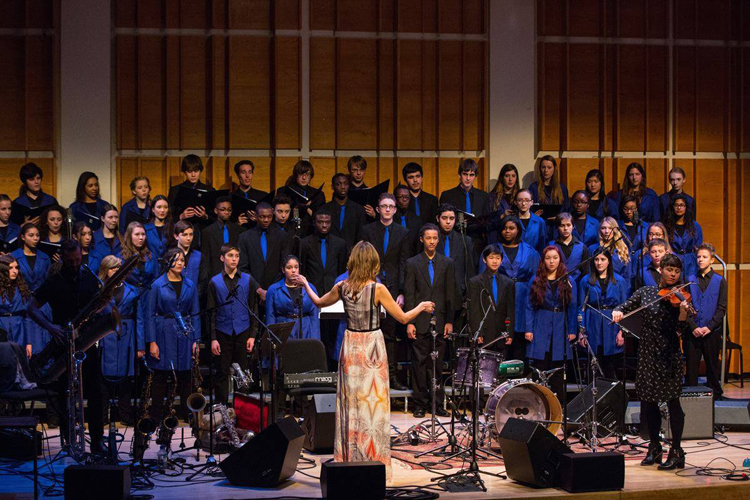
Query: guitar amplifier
641,386,714,440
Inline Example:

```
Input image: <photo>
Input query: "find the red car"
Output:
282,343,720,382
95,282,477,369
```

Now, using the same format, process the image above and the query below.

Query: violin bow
614,282,694,322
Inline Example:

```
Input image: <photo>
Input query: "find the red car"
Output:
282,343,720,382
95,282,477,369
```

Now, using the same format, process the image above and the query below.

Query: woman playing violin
612,254,691,471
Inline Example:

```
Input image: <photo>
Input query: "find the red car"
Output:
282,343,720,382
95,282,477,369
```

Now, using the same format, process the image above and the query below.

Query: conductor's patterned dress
335,282,392,481
614,286,686,403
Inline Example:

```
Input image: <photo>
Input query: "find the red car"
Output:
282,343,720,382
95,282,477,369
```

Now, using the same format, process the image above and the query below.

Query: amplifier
639,386,714,440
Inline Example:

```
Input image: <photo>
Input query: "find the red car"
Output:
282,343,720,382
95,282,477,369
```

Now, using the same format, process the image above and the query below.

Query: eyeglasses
673,203,687,209
378,205,396,211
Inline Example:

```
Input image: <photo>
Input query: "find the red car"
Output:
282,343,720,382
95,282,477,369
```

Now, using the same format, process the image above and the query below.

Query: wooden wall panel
310,38,336,150
336,0,378,32
695,48,728,152
538,43,564,152
336,39,378,150
275,37,300,150
421,41,437,150
438,41,462,151
180,37,207,149
210,36,227,150
310,0,335,30
567,44,601,151
378,40,395,151
25,36,54,151
0,37,26,150
138,36,166,150
227,36,270,149
462,41,484,152
673,46,696,152
396,40,423,150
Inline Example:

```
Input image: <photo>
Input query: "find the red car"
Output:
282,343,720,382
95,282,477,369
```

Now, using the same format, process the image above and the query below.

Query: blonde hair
344,241,380,298
98,255,123,282
599,217,630,265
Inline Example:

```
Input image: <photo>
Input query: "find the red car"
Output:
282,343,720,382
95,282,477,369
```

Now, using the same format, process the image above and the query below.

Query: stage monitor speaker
640,386,714,440
566,378,626,436
556,452,624,493
219,416,305,487
303,393,335,453
64,465,131,500
498,417,571,488
320,461,385,500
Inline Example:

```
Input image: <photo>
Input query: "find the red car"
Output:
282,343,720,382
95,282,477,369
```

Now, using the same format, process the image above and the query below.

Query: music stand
260,322,295,424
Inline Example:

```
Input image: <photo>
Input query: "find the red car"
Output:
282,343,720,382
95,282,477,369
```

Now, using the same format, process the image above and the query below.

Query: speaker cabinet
303,393,336,453
640,386,714,440
498,418,571,488
219,416,305,487
566,378,626,436
320,461,385,500
557,452,624,493
64,465,131,500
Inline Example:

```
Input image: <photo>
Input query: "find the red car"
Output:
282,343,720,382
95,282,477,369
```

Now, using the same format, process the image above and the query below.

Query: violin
658,285,696,317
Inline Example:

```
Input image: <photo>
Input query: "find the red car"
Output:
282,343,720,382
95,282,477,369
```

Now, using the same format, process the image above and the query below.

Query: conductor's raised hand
291,274,308,287
420,301,435,314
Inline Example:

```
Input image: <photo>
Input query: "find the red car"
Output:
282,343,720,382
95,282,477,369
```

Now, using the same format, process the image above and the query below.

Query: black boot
640,442,663,466
658,447,685,470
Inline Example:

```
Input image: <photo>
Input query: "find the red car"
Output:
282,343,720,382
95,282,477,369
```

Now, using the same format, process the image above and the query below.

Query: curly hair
530,246,572,307
0,255,32,302
664,193,697,238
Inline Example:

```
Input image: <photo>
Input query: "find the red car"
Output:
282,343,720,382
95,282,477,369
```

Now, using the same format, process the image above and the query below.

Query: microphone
173,312,192,338
457,211,465,230
503,318,511,339
632,207,640,224
231,362,252,389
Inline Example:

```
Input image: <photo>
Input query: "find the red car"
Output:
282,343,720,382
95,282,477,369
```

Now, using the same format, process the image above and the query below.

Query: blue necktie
400,215,407,228
414,196,420,217
444,237,450,258
223,224,229,244
492,274,498,304
260,231,267,260
428,259,434,285
383,226,389,254
320,237,327,268
466,191,471,214
244,190,249,199
339,205,346,230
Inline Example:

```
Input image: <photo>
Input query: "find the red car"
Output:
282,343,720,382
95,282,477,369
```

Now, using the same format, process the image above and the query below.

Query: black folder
37,240,61,259
173,187,230,212
347,180,390,208
230,190,276,221
10,203,47,226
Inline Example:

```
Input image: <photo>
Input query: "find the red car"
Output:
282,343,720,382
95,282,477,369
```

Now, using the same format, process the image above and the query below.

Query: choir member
524,246,577,398
636,222,672,278
14,163,58,224
467,244,514,353
144,247,201,423
347,155,376,220
404,223,456,418
323,172,368,251
120,176,152,234
145,195,171,261
664,193,703,279
88,204,121,273
439,158,490,222
529,155,569,211
510,189,547,253
98,255,144,426
231,159,268,204
617,195,650,254
265,255,320,341
271,195,294,233
237,202,291,305
685,243,726,398
277,160,326,236
361,193,412,388
402,162,439,226
568,190,599,246
659,167,695,220
69,172,111,231
584,169,611,219
72,221,93,266
578,248,629,380
198,196,245,293
637,239,669,288
435,203,475,303
39,205,67,244
394,184,422,256
172,221,201,287
606,162,660,223
0,255,31,358
12,223,51,294
588,217,632,293
122,221,160,289
488,163,520,216
167,154,214,230
208,244,260,405
0,194,21,254
549,212,590,283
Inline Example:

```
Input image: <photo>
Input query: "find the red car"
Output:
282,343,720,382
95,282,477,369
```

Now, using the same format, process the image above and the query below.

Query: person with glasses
510,189,547,253
664,193,703,279
361,193,412,390
617,195,650,255
199,196,246,294
566,190,599,247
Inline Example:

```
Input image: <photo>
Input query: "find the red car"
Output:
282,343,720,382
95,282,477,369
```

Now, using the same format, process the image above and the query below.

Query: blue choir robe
13,192,58,210
100,283,145,377
491,242,540,333
265,279,321,341
528,181,570,211
0,223,21,251
574,215,600,247
617,220,649,253
607,188,660,223
11,249,52,353
670,222,703,279
587,243,632,295
119,198,152,235
183,250,201,288
524,280,578,361
688,272,723,332
125,253,161,290
549,238,587,283
0,287,28,346
69,199,110,232
588,197,609,220
659,191,695,221
145,223,168,261
88,229,122,273
144,275,201,372
579,273,628,356
520,214,548,254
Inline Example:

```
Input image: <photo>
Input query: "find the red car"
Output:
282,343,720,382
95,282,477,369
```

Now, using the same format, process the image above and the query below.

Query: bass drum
485,379,562,436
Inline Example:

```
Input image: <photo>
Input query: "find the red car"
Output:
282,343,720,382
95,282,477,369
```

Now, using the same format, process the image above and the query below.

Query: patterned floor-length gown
335,282,392,481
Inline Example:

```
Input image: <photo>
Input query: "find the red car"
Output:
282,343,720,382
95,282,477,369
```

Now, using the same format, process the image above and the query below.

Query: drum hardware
412,314,449,451
485,379,563,438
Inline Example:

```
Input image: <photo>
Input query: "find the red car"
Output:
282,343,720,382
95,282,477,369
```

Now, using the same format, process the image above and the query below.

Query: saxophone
216,404,241,448
156,364,179,468
186,346,206,433
132,362,156,462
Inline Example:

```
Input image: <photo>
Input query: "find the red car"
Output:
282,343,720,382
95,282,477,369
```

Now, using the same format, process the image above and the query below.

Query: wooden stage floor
2,385,749,499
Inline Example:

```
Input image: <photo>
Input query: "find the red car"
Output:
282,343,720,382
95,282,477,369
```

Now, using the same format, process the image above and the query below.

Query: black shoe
433,408,449,417
412,408,426,418
390,379,408,391
47,416,59,429
658,447,685,470
90,439,107,456
640,442,663,466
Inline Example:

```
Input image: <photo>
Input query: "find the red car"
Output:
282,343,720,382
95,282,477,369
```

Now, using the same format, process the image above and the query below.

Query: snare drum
484,379,562,436
454,348,504,388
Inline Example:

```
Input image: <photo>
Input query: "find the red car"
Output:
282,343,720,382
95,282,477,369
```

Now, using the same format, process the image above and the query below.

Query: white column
59,0,113,203
487,0,536,186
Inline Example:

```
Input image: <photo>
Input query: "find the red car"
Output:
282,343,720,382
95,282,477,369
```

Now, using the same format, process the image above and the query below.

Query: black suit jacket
407,191,439,227
277,184,326,237
299,233,347,295
437,230,476,299
237,226,291,290
467,270,515,342
404,252,456,334
395,209,423,257
360,221,411,297
199,220,245,292
167,180,216,225
439,185,491,218
324,198,367,251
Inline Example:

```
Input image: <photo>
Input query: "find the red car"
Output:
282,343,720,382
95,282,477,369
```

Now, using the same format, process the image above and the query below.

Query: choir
2,156,727,428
